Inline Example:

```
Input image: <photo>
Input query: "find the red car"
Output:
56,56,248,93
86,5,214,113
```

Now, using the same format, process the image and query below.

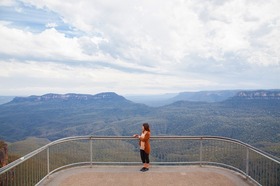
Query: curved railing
0,136,279,186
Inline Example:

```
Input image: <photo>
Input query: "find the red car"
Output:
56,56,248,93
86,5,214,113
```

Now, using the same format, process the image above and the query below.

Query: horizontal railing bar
1,135,279,175
49,135,280,163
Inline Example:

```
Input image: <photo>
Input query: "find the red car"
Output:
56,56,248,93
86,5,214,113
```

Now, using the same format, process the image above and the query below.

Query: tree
0,140,8,168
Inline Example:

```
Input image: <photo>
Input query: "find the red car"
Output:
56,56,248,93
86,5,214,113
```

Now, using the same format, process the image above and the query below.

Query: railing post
200,138,203,167
90,138,93,168
47,147,50,177
246,147,249,179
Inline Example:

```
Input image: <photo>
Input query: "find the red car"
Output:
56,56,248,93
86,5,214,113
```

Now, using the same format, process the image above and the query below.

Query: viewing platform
1,136,279,185
39,165,255,186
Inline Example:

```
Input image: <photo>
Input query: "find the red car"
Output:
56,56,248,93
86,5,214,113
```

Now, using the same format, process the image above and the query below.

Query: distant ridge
9,92,128,103
126,89,280,106
0,96,15,105
170,90,240,103
230,90,280,100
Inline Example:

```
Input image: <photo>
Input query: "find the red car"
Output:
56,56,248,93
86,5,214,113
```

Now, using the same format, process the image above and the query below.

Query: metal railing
0,136,279,186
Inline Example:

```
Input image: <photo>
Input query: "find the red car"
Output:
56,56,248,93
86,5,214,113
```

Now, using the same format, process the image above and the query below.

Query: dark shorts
140,149,150,164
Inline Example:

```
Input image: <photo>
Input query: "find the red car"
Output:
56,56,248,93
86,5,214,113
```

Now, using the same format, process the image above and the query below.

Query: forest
0,91,279,158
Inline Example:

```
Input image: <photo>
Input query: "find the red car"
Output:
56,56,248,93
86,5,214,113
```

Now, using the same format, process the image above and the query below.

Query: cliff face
235,90,280,100
9,92,128,103
0,141,8,167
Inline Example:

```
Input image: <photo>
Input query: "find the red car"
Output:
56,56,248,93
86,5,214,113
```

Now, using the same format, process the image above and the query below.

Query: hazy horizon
1,88,280,98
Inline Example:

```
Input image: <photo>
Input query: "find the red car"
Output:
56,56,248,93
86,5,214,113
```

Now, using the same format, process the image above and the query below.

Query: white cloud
0,59,219,95
0,0,279,95
15,0,280,66
45,22,57,28
0,24,98,61
0,0,17,6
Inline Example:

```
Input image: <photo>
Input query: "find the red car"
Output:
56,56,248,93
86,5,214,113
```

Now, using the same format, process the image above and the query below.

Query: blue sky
0,0,279,96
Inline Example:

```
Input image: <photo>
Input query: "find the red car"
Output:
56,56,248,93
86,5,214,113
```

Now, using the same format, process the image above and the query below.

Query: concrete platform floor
39,165,256,186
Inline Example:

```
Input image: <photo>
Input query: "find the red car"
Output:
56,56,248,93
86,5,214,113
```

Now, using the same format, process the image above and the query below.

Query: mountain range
125,89,280,106
0,90,279,157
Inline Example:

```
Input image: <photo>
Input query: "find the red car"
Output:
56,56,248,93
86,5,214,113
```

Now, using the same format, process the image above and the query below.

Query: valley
0,90,279,158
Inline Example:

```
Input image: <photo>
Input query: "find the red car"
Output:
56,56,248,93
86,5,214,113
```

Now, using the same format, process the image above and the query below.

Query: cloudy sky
0,0,279,96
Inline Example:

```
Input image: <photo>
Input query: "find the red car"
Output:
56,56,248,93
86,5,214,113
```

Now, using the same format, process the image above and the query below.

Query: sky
0,0,279,96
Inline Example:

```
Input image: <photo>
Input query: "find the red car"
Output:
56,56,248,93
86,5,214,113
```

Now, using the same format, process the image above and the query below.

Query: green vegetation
0,92,279,158
8,137,50,156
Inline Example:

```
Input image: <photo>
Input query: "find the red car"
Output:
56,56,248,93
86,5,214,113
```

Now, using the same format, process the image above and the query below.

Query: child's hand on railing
133,134,139,138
